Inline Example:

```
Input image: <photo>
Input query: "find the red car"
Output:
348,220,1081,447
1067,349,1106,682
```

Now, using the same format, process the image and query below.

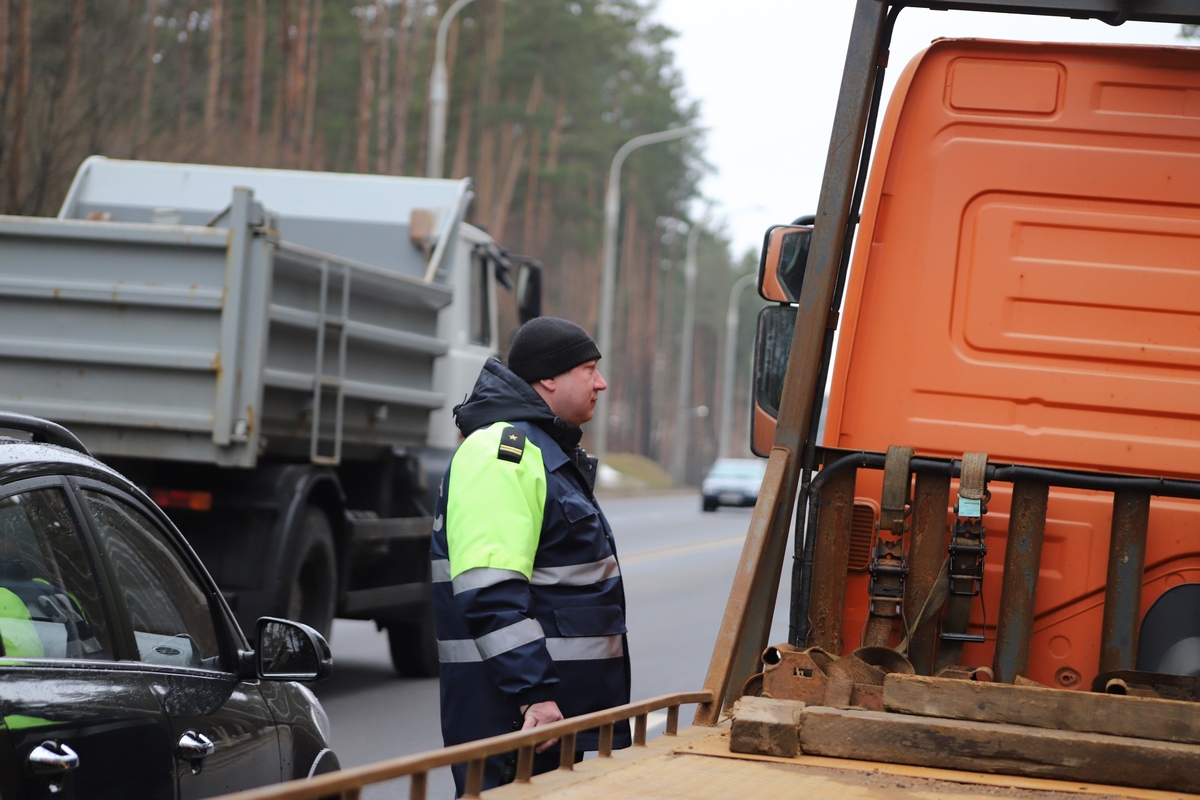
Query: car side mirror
750,305,796,457
254,617,333,681
757,224,812,303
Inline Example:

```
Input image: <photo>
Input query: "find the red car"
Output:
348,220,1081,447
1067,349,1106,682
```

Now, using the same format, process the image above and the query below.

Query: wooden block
798,705,1200,794
729,696,806,758
884,674,1200,745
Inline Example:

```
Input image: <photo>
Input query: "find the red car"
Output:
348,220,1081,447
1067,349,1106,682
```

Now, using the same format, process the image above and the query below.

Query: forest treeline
0,0,760,474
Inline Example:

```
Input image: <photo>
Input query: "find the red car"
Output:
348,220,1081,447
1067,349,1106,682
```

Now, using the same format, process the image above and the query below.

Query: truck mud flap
344,514,433,617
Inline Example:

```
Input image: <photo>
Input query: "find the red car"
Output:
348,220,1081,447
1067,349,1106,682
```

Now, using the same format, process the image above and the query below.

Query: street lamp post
670,220,704,484
719,272,758,458
426,0,478,179
594,125,702,465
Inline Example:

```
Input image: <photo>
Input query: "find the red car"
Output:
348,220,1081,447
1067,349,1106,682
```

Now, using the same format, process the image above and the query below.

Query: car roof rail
0,412,91,457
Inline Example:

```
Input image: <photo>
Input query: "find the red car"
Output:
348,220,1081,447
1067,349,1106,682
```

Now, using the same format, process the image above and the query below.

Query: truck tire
285,506,338,642
387,603,439,678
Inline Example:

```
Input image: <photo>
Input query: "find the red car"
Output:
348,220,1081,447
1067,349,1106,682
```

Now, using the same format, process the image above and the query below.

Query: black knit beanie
506,316,602,382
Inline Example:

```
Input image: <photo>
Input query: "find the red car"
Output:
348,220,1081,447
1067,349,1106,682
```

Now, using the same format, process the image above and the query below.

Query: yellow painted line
621,535,745,566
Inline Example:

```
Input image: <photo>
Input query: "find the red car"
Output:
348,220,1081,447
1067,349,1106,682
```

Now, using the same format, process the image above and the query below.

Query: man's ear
535,377,556,393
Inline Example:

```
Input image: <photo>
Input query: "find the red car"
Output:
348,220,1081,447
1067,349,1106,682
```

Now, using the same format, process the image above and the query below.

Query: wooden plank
729,697,806,757
683,731,1190,800
884,674,1200,745
798,706,1200,794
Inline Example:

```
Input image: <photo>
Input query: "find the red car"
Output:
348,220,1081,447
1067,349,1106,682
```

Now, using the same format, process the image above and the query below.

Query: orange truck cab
804,35,1200,689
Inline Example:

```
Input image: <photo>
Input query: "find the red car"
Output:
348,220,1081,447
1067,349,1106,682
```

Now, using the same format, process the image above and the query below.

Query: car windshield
707,460,765,480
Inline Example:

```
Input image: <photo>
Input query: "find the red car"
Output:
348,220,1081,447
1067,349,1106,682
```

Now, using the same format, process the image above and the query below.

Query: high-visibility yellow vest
0,587,44,658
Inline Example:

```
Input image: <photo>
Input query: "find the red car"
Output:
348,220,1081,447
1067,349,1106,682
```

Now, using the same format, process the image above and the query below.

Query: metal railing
217,691,712,800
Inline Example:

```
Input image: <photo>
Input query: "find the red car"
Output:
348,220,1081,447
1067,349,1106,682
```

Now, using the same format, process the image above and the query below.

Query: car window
83,490,223,671
708,461,766,480
0,487,113,660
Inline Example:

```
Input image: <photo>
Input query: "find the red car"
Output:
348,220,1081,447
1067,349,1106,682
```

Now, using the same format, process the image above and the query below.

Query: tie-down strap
878,445,914,536
957,451,988,517
937,451,990,670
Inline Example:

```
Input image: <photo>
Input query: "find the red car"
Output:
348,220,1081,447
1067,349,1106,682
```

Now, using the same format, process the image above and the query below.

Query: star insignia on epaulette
497,426,526,463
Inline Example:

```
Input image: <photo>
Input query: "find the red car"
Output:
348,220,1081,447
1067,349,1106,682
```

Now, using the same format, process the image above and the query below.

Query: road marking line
621,534,745,566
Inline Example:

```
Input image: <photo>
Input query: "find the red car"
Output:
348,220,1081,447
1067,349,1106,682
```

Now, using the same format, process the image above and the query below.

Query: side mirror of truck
758,224,812,303
750,305,796,457
516,260,542,324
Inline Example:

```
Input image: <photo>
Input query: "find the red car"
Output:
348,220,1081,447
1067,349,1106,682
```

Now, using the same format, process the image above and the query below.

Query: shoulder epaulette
497,426,526,463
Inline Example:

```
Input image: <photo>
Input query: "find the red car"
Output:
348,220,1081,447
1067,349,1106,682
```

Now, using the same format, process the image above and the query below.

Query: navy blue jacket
431,359,631,785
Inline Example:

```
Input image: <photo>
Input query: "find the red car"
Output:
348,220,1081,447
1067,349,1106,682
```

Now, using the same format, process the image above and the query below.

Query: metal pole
1100,488,1150,674
718,272,756,458
993,479,1049,683
426,0,477,179
594,125,703,465
670,222,703,484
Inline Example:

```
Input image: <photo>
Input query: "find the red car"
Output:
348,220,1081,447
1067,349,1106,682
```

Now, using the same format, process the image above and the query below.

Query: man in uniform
430,316,630,795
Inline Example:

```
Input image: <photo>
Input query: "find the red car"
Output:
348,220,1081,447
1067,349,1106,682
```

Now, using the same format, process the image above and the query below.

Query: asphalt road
310,492,793,799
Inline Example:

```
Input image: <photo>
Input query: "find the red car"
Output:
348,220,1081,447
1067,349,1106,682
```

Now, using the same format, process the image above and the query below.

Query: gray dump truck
0,157,540,676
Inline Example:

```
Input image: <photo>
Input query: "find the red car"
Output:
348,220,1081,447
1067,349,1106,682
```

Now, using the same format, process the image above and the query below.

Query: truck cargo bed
486,724,1188,800
0,187,452,467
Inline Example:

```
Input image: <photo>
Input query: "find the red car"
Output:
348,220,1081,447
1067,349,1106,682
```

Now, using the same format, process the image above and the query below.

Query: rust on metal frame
1100,488,1150,674
212,691,711,800
993,479,1049,684
905,470,951,675
808,459,857,654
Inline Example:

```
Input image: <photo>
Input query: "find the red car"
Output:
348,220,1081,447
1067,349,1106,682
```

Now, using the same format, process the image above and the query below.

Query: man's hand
519,701,564,753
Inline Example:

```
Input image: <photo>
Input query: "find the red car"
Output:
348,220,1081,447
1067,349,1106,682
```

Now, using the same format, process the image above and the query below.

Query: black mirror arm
475,241,514,289
236,649,258,680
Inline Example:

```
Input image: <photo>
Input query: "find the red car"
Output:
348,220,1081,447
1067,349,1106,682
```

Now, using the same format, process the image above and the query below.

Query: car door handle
28,741,80,775
177,730,215,761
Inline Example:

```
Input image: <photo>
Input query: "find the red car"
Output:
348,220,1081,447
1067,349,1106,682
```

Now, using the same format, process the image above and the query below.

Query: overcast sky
650,2,1190,259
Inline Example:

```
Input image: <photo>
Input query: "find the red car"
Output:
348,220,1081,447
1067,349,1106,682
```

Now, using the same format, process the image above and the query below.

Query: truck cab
752,33,1200,689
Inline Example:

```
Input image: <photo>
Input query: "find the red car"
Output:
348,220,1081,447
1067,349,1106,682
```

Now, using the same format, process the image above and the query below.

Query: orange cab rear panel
825,39,1200,688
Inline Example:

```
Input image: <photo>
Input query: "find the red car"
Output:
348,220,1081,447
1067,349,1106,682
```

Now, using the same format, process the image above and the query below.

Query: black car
0,412,339,798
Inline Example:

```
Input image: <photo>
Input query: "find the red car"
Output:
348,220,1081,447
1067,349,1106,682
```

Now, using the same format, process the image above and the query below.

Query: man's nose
595,371,608,391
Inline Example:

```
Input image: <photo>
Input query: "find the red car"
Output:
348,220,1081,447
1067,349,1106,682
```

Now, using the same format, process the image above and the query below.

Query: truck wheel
388,603,439,678
285,507,338,642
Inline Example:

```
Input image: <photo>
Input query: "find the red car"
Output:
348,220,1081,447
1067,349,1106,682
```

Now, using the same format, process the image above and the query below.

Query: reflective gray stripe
477,617,545,660
437,633,624,664
432,559,451,583
531,556,619,587
546,634,624,661
438,639,482,663
452,567,528,595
